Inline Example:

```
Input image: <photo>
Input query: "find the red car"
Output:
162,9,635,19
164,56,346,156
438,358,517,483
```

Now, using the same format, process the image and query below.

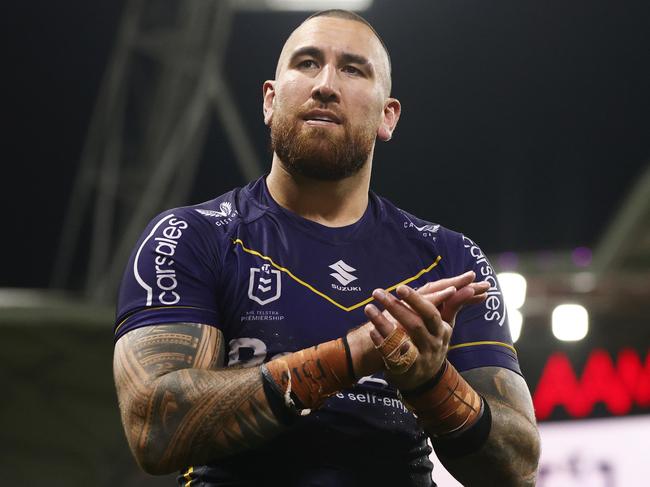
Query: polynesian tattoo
113,323,283,474
436,366,541,486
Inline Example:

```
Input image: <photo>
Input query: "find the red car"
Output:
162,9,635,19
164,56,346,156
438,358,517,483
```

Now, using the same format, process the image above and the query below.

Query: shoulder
373,193,472,264
144,178,271,246
125,188,245,292
184,188,242,237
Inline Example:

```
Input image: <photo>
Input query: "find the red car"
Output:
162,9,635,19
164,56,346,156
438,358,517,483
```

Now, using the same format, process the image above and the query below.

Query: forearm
435,396,540,486
430,367,540,486
129,366,282,474
114,324,286,474
114,322,383,474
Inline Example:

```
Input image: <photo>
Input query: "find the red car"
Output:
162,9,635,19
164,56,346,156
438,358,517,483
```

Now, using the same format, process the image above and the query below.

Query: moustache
296,105,346,125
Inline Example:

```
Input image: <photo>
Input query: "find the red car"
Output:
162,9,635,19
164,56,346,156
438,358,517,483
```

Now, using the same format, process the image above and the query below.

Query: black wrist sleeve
431,396,492,458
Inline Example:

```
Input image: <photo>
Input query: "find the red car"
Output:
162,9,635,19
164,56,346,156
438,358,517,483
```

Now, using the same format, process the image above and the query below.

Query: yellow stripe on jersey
183,466,194,486
233,238,442,312
448,340,517,355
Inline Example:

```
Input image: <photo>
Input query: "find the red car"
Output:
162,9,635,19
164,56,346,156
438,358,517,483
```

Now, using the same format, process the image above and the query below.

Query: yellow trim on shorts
232,238,442,312
183,466,194,486
448,340,517,355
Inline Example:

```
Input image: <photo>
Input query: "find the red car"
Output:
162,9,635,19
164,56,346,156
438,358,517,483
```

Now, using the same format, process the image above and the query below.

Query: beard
270,108,376,181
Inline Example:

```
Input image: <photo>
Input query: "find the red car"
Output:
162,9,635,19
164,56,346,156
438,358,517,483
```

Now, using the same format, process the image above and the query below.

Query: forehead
277,17,387,75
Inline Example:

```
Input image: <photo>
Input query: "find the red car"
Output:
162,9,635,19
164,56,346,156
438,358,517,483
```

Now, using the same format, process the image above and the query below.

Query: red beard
270,108,375,181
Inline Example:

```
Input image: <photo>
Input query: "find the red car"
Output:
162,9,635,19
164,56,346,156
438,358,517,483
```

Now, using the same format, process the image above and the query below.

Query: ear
377,98,401,142
263,80,276,126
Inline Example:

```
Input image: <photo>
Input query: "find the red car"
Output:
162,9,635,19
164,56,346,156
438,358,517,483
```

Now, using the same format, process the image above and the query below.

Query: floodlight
497,272,527,309
552,304,589,341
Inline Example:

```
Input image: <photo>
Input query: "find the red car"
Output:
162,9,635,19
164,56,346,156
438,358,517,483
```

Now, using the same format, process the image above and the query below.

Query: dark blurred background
2,0,649,485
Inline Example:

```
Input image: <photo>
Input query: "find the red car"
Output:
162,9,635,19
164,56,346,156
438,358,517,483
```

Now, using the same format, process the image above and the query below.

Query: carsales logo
462,235,505,325
533,349,650,420
133,214,188,306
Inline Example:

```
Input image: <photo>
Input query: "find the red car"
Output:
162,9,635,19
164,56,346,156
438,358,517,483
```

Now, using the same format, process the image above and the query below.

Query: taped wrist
432,398,492,457
401,360,482,437
261,336,355,415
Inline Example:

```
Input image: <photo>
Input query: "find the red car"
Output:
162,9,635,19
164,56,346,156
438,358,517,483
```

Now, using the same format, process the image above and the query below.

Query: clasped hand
364,271,489,391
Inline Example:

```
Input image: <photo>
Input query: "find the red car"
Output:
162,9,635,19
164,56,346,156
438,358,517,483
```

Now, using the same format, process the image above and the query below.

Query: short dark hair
304,9,392,75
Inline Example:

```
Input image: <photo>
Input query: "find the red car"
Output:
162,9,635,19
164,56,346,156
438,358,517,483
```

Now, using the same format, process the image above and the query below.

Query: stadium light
508,308,522,343
496,273,527,342
552,304,589,341
265,0,373,11
497,272,527,309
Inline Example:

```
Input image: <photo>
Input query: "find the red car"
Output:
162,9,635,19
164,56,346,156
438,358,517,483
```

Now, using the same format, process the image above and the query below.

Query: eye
297,59,318,69
342,65,363,76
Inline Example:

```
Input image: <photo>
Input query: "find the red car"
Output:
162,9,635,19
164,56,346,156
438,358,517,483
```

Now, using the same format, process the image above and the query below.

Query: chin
284,156,366,182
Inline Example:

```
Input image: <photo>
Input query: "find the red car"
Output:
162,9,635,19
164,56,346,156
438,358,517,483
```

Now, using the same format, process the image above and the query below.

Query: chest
218,225,444,367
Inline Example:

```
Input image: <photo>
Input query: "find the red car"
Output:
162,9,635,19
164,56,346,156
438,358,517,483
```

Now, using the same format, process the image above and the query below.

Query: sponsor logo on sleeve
134,214,188,306
462,235,506,326
401,213,440,240
248,264,282,305
195,202,238,226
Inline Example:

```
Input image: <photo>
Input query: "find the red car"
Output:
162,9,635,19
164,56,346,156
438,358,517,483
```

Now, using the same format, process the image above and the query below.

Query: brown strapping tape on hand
376,326,419,374
263,337,355,412
403,360,483,436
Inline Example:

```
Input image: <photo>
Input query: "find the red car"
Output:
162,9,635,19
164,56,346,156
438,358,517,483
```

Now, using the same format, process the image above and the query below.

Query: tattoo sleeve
434,367,541,486
113,323,284,475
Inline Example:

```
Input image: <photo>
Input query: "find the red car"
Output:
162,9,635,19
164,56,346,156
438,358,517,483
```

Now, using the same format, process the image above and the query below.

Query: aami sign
533,348,650,420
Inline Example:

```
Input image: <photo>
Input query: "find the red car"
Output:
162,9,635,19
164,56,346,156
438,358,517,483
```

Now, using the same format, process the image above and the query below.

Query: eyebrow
289,46,374,74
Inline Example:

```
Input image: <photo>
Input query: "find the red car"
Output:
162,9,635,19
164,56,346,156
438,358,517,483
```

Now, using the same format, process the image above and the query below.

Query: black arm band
260,365,298,426
431,396,492,458
400,361,447,399
342,334,356,380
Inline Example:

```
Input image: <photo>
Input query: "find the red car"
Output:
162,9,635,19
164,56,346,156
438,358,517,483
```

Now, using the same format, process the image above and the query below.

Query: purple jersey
115,176,519,486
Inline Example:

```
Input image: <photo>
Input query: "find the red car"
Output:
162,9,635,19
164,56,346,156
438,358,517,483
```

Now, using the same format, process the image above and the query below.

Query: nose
311,65,340,104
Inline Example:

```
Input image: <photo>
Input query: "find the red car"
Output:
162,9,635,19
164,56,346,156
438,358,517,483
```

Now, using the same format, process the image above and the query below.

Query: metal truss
51,0,261,301
592,161,650,277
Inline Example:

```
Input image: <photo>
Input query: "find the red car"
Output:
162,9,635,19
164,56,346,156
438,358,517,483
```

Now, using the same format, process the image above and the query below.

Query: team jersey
115,176,520,486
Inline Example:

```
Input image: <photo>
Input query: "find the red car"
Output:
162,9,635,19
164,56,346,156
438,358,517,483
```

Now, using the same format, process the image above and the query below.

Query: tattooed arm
435,367,541,486
113,321,383,475
113,322,285,475
114,278,487,475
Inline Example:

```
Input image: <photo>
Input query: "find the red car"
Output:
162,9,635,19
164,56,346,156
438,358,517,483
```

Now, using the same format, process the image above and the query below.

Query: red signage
533,348,650,420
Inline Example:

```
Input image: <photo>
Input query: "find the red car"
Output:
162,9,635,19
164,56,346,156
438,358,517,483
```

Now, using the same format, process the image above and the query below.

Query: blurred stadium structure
52,0,262,301
2,0,649,485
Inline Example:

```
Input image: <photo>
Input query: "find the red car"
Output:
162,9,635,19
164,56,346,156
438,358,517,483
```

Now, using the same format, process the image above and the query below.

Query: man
113,9,540,486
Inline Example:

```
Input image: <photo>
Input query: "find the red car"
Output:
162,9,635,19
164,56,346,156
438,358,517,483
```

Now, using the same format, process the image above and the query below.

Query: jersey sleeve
446,233,521,375
114,208,222,341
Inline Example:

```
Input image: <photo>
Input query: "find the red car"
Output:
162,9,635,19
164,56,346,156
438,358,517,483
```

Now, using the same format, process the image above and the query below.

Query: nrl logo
248,264,282,306
196,201,237,218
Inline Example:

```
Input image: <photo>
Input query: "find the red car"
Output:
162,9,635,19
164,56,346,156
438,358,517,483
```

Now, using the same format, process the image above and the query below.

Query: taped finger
376,326,419,374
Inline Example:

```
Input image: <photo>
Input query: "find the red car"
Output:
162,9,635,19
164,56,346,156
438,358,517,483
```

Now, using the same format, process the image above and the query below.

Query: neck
266,153,372,227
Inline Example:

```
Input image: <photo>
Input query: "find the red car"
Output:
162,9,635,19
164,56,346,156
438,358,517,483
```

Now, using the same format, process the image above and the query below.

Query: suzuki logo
329,260,358,286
